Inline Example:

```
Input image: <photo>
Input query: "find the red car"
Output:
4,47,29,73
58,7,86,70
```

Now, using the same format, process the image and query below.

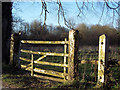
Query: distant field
20,45,120,61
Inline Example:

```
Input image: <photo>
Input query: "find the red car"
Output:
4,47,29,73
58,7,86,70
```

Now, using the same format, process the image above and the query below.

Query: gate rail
12,30,79,82
20,39,69,82
10,30,120,87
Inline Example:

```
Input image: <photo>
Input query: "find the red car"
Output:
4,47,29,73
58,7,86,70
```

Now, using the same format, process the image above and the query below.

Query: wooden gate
17,30,79,82
10,30,120,87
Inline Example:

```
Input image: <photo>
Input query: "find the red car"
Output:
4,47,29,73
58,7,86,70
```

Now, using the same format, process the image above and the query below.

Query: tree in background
21,20,69,41
2,1,120,64
76,24,120,46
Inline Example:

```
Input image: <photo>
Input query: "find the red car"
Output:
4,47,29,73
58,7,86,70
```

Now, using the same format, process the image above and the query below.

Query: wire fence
78,47,120,88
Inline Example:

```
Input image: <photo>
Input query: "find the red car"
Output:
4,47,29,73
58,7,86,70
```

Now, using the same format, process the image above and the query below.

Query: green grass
2,64,61,88
2,62,120,89
3,47,120,89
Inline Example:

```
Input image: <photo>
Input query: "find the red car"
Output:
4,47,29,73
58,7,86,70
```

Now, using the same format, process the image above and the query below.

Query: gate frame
10,31,110,86
10,30,79,83
10,30,111,88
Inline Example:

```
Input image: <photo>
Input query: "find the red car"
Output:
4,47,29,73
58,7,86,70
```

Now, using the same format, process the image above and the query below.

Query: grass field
2,46,120,89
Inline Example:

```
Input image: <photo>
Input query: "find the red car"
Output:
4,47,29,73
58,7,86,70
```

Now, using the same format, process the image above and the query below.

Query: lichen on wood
68,30,79,81
97,34,108,85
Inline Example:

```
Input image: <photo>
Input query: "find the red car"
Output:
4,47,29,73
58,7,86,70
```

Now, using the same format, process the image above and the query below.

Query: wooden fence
11,30,79,82
10,30,119,87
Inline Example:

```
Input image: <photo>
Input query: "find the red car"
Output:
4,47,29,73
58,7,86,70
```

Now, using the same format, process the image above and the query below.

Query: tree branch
98,3,105,24
104,0,120,10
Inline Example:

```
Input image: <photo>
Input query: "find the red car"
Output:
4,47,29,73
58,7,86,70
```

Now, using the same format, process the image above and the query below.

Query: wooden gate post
31,54,34,76
10,34,14,65
18,32,22,68
97,34,108,86
64,38,67,80
68,30,79,81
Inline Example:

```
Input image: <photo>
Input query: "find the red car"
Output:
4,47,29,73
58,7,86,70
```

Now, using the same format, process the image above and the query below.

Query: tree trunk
2,2,12,64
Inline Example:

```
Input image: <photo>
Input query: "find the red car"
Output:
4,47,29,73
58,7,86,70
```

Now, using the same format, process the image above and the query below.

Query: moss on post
68,30,79,81
14,32,21,66
64,38,67,80
10,34,14,65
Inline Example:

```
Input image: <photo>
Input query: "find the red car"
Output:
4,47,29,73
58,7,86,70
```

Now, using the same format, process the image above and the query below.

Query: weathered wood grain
21,64,31,71
98,34,108,84
80,60,98,64
35,55,47,61
31,54,34,76
10,34,14,65
34,74,64,82
20,49,68,57
19,57,31,62
21,40,69,44
64,38,67,80
68,30,79,81
34,68,68,78
34,61,68,67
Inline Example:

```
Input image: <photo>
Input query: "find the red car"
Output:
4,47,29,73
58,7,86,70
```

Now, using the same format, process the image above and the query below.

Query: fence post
97,34,108,86
64,38,67,80
18,32,22,68
68,30,79,81
31,54,34,76
10,34,14,65
11,32,22,66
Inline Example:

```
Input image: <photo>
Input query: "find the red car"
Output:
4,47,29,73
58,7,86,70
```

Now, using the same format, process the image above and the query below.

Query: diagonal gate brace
35,55,47,61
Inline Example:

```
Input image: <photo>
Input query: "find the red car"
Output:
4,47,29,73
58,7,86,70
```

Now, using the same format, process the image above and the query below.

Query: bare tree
40,0,120,29
2,1,120,64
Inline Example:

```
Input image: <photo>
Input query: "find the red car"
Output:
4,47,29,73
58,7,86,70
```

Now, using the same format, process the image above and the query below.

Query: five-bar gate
18,30,79,82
